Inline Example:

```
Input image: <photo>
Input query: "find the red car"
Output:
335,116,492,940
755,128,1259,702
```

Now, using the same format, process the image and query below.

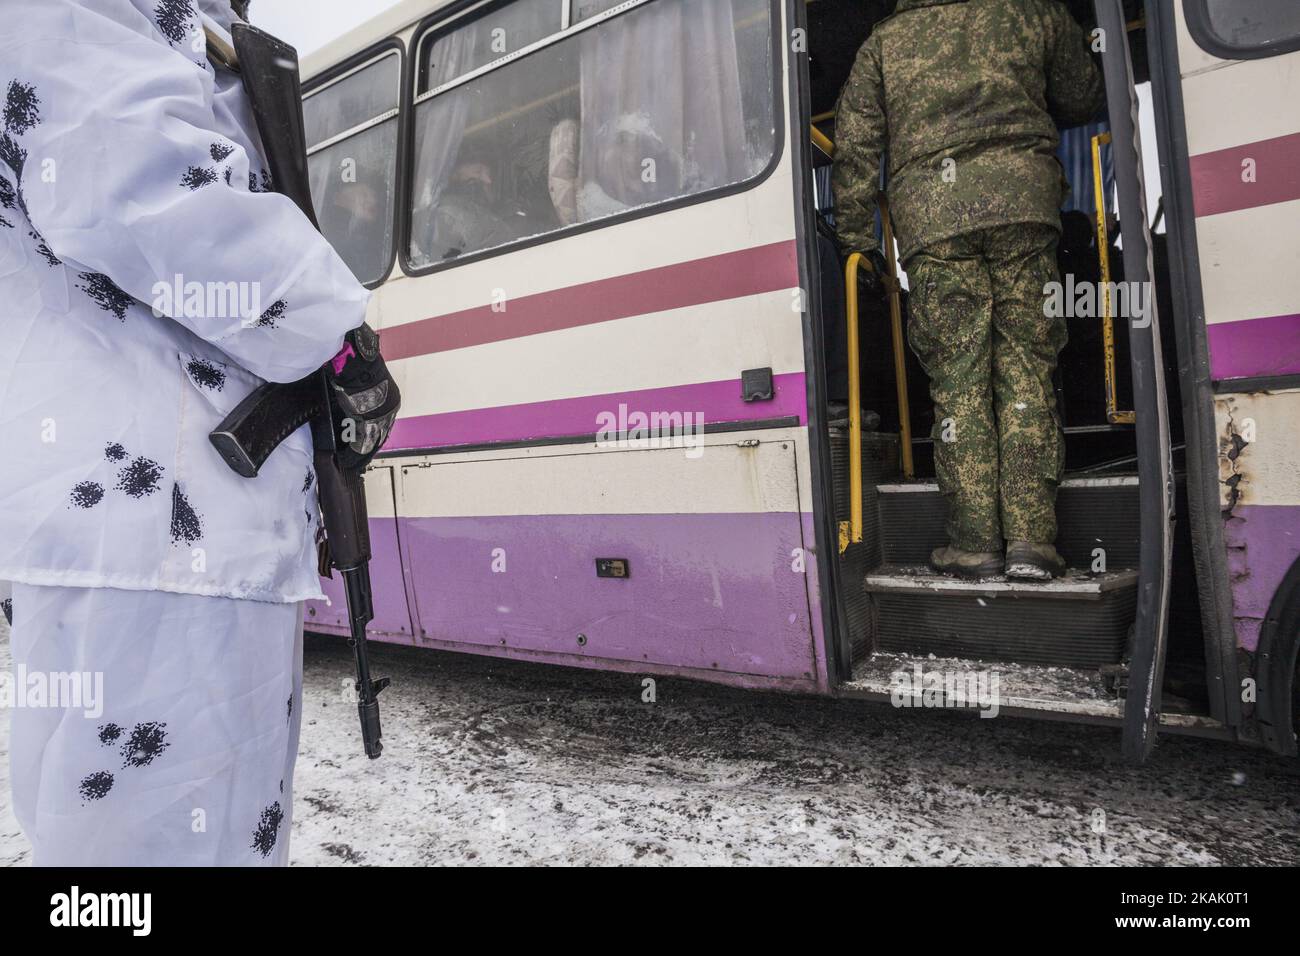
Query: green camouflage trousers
905,223,1066,552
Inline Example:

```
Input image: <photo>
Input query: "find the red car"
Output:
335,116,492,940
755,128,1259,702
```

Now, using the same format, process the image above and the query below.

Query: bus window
304,50,400,286
424,0,560,87
1188,0,1300,58
408,0,776,268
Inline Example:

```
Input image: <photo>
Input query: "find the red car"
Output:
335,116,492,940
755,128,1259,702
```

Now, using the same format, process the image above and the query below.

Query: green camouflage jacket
832,0,1105,262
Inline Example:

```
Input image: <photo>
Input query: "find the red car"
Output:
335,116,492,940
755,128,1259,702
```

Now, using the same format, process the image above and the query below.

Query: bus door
1095,0,1175,760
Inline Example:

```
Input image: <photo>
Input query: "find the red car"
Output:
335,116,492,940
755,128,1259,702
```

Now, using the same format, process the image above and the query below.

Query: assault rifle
205,23,389,759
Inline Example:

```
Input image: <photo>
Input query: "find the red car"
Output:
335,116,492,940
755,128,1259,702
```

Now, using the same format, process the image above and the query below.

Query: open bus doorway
803,0,1211,728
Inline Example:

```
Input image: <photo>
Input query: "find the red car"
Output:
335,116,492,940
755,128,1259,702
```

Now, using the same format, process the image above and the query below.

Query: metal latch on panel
595,558,630,578
741,367,774,402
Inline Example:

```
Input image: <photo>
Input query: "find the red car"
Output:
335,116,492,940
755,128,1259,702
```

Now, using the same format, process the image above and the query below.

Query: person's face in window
451,161,497,206
333,181,381,229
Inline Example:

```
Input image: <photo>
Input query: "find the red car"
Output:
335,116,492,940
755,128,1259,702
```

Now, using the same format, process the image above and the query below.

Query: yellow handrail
845,252,866,548
843,226,914,550
817,125,915,551
1091,131,1135,425
810,124,834,156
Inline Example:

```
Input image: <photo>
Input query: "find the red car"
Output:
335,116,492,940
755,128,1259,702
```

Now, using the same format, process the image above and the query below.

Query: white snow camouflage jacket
0,0,369,603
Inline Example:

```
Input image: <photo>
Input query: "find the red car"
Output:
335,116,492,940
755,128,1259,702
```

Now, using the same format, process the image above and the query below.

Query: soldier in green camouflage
832,0,1105,579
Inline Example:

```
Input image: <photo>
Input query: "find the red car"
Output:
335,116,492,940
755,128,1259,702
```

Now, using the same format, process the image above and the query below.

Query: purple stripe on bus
385,372,807,450
1223,503,1300,653
310,511,824,684
1206,312,1300,382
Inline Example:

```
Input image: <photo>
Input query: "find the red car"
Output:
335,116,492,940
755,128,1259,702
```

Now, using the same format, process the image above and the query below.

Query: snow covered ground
3,621,1298,866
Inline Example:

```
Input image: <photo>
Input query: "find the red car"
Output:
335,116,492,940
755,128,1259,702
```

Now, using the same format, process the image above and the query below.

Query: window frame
1184,0,1300,60
302,37,409,290
399,0,786,279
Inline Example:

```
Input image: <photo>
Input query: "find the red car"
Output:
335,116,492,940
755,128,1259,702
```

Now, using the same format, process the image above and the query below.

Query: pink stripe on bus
1190,131,1300,218
1207,312,1300,381
381,239,800,360
385,372,807,450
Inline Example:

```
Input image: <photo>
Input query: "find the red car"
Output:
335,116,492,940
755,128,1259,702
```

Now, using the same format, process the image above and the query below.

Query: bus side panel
1176,7,1300,661
346,0,830,689
393,437,825,688
1215,389,1300,653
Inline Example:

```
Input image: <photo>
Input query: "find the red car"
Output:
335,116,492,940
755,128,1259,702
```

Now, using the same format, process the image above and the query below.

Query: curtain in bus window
575,0,751,222
410,24,480,262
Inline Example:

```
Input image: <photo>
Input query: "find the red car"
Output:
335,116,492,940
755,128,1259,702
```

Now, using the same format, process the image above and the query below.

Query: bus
293,0,1300,761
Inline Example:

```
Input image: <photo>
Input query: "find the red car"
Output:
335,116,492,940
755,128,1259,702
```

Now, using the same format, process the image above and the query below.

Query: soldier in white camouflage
833,0,1105,579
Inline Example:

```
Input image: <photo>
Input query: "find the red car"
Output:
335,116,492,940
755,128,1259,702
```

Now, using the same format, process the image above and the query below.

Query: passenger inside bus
317,176,388,280
416,152,531,261
407,0,773,267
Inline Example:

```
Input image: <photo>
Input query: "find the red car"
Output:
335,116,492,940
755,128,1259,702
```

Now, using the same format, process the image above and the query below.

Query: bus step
844,651,1122,717
831,426,900,664
875,476,1140,570
862,566,1138,669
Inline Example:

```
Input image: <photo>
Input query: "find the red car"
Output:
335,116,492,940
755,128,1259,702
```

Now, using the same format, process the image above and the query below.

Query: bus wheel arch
1256,555,1300,757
